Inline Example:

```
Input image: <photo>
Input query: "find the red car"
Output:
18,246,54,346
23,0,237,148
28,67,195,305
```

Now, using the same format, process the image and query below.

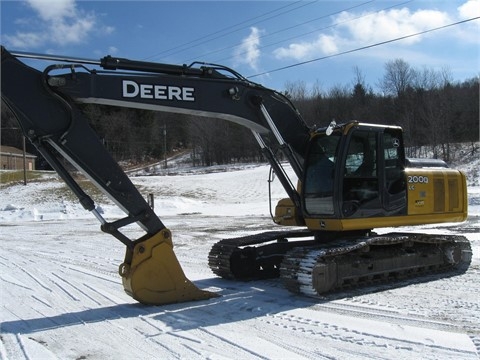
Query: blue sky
1,0,479,92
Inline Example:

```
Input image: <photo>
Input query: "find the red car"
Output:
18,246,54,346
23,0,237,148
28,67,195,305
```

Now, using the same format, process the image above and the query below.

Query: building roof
0,145,36,158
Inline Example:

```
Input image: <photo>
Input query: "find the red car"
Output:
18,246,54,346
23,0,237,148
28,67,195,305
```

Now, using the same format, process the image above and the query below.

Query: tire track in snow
82,282,122,305
51,272,103,305
33,247,120,281
1,306,65,360
0,253,52,293
44,266,126,306
3,242,123,309
79,303,216,359
49,272,81,302
329,270,480,334
21,244,126,306
137,312,225,359
0,229,121,308
14,334,29,360
0,335,8,360
133,307,278,359
469,335,480,356
31,295,53,308
0,334,26,360
197,327,270,360
261,311,476,358
129,314,211,359
253,322,334,360
15,296,162,359
59,263,119,284
312,300,466,333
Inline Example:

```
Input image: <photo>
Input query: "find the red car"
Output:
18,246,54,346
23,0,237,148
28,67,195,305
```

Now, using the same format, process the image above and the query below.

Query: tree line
1,58,478,168
285,59,478,162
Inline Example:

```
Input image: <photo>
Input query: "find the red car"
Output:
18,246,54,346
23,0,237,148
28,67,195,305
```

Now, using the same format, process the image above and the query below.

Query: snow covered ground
1,161,479,360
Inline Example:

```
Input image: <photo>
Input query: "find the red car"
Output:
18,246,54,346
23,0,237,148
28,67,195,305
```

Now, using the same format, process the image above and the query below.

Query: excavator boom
1,47,311,304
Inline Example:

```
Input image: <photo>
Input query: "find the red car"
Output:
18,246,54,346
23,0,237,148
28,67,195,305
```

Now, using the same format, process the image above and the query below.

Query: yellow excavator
1,47,471,305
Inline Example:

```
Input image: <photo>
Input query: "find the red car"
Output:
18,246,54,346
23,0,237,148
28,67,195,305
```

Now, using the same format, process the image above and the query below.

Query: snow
1,161,479,360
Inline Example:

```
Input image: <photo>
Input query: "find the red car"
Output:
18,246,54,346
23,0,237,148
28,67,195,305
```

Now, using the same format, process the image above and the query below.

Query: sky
1,0,479,93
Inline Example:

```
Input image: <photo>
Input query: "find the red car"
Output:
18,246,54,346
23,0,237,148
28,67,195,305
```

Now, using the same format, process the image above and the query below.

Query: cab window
304,134,340,215
342,130,380,217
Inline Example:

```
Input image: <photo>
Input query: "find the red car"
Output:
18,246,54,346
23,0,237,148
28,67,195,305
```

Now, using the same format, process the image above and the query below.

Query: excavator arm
1,47,311,304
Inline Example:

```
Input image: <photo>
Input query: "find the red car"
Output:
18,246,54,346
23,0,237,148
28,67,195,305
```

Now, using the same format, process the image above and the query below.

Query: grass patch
37,181,110,205
0,170,47,186
0,170,112,204
0,170,153,208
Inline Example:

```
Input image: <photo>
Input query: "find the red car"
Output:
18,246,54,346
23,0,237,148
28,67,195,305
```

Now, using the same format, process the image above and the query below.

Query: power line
247,16,480,79
144,1,316,61
182,0,378,63
208,0,413,64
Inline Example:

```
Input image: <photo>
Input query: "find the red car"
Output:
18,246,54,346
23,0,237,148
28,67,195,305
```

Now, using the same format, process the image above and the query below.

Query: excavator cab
300,121,466,233
302,122,407,227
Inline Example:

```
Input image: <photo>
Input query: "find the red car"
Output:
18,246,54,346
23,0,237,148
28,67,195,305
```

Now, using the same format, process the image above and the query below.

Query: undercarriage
208,231,472,297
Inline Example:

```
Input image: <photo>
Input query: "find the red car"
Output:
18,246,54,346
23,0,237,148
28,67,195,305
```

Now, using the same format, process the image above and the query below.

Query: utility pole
22,136,27,185
163,121,167,169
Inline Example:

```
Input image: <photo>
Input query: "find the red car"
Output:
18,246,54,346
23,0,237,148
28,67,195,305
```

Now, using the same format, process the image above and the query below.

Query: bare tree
326,84,351,122
352,66,366,89
380,59,416,97
284,80,308,101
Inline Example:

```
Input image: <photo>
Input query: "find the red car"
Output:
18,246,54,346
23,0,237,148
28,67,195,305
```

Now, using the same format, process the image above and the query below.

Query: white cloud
3,31,43,49
51,15,96,45
272,5,456,62
458,0,480,19
274,34,338,61
336,8,451,46
103,26,115,35
4,0,105,49
454,0,480,43
26,0,76,21
233,27,262,70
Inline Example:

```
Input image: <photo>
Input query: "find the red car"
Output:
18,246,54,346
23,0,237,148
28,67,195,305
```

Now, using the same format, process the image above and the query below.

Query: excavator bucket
119,229,218,305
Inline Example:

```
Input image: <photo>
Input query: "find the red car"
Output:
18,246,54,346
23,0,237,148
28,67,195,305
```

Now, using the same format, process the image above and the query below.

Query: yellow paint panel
405,168,467,216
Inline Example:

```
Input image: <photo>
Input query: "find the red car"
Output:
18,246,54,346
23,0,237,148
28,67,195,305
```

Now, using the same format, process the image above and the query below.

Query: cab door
381,128,407,214
341,128,381,217
340,126,407,218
